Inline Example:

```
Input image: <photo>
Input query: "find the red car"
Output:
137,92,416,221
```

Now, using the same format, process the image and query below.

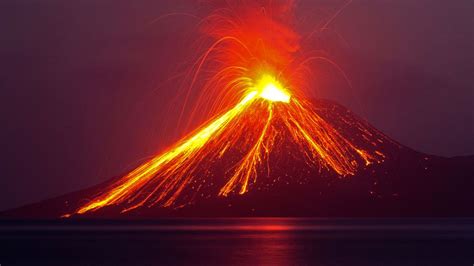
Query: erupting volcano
4,0,473,218
61,0,387,217
70,77,386,216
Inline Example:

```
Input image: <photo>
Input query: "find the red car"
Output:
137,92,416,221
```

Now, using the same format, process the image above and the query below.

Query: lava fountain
66,0,385,217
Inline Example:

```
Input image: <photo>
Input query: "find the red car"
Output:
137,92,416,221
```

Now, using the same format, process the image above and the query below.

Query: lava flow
67,0,386,217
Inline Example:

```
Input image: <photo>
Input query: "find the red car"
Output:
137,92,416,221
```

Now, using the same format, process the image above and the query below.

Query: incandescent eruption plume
66,0,387,217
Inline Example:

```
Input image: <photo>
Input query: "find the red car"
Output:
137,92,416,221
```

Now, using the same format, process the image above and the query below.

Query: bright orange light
254,75,290,103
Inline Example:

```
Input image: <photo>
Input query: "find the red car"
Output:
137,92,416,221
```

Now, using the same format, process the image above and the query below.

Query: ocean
1,218,473,265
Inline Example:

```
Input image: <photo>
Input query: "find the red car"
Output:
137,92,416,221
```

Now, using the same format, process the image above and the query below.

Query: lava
256,75,290,103
66,0,385,217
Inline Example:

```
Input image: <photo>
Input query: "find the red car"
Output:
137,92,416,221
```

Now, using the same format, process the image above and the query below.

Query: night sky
1,0,472,210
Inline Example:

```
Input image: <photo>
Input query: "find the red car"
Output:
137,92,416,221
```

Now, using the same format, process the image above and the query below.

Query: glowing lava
65,1,387,217
255,75,290,103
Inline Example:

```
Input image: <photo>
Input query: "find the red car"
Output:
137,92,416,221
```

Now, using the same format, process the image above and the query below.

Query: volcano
2,1,473,218
4,98,473,218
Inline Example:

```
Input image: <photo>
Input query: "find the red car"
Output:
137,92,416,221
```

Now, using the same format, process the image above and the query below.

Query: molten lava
256,75,290,103
66,0,386,217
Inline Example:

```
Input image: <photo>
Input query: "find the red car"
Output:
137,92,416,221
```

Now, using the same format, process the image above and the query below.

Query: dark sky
1,0,473,210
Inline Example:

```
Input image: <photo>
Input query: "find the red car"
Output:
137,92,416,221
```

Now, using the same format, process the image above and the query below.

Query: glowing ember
65,1,386,217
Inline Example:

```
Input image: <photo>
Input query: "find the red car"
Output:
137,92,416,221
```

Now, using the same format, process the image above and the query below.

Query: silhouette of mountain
3,99,473,218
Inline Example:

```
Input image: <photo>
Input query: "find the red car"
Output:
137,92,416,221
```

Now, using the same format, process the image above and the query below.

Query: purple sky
1,0,473,210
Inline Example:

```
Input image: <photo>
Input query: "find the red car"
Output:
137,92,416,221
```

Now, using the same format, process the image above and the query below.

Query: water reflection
224,219,297,265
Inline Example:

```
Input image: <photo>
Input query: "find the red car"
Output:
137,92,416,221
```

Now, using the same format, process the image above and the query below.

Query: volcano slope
3,99,474,218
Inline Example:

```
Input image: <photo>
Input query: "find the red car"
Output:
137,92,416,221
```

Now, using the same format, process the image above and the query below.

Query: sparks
66,0,386,217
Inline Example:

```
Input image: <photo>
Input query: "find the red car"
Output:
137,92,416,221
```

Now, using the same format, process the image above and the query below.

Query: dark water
1,218,473,265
